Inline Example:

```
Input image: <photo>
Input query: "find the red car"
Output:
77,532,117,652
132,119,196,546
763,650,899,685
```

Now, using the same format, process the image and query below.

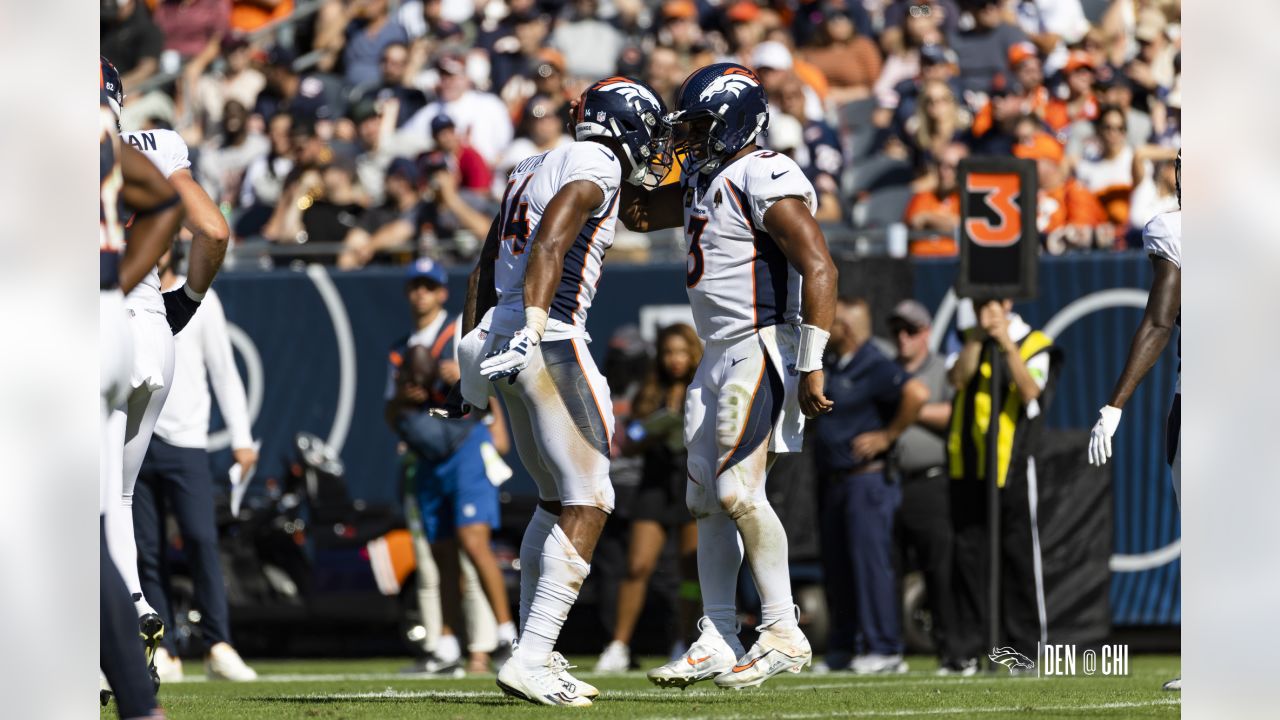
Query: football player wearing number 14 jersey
455,76,669,707
621,63,838,689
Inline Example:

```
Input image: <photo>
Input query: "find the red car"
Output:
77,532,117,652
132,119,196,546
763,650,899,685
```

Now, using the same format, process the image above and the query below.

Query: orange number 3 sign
965,172,1022,247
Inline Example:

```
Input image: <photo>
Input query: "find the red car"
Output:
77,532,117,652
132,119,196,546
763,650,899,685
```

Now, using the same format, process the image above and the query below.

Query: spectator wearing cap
254,46,347,125
188,35,266,134
339,157,428,269
797,6,882,105
1010,0,1091,77
1125,7,1176,114
903,142,968,256
791,0,873,49
873,0,948,117
551,0,626,79
885,299,961,673
657,0,707,58
430,115,492,197
752,41,827,122
722,1,768,68
812,297,928,674
772,73,843,221
1013,130,1109,254
230,0,293,35
356,41,430,129
152,0,231,62
100,0,165,91
349,97,430,206
947,0,1029,96
495,94,574,192
1044,50,1098,135
404,54,514,168
967,42,1049,141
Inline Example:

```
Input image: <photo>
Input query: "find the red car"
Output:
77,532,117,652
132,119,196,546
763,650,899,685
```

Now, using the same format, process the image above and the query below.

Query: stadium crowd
102,0,1181,266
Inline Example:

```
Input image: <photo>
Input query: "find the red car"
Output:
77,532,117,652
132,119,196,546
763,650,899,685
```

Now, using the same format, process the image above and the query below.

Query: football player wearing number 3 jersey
457,77,669,707
621,63,838,689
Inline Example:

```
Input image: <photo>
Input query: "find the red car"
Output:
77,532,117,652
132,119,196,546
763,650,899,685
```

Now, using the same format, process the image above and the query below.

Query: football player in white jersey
100,77,185,717
101,55,230,684
458,76,669,707
620,63,838,689
1088,150,1181,691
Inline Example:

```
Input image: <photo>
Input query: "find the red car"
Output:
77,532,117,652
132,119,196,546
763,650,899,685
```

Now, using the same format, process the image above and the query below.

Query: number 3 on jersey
685,215,707,288
502,177,533,254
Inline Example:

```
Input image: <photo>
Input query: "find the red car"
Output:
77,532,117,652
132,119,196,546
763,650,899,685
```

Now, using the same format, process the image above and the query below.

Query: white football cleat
205,642,258,681
594,640,631,673
154,647,184,683
551,652,599,699
647,617,744,689
714,622,812,689
1162,677,1181,691
497,655,592,707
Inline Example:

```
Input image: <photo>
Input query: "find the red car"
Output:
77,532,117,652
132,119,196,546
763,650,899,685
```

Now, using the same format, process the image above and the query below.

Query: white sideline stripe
635,699,1181,720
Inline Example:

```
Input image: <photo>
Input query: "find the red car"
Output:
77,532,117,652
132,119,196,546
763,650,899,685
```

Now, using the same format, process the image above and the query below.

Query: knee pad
592,475,616,514
716,461,769,521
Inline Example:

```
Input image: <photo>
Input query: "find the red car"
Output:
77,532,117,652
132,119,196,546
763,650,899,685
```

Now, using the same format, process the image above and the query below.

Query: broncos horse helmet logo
988,647,1036,673
592,77,662,112
698,72,760,103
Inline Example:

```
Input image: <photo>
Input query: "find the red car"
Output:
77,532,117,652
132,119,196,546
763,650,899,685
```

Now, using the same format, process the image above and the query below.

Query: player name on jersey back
488,141,623,342
682,150,818,343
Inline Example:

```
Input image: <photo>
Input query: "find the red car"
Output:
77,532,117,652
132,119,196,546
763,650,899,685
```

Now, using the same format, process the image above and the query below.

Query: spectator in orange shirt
1013,131,1110,254
799,5,883,105
903,142,968,257
1044,50,1099,137
230,0,292,34
968,43,1050,140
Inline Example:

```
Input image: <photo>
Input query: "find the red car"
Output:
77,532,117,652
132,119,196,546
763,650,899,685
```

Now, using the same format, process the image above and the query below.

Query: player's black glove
428,381,473,419
162,285,203,335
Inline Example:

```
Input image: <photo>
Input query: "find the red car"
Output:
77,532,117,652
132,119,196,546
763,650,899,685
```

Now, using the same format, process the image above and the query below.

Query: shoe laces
549,652,578,674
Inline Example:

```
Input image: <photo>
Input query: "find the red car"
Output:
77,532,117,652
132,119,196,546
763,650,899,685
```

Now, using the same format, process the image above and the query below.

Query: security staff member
886,300,960,673
813,297,928,674
946,298,1060,671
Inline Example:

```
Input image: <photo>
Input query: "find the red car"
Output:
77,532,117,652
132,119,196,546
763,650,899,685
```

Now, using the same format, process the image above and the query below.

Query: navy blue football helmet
668,63,770,176
574,76,671,187
100,56,124,125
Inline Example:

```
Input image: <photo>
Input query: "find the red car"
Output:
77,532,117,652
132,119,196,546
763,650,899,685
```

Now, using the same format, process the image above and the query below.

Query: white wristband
524,306,548,341
795,324,830,372
183,283,206,302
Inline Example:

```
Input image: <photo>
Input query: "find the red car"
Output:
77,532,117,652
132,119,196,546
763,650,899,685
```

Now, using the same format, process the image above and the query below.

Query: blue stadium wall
209,253,1178,626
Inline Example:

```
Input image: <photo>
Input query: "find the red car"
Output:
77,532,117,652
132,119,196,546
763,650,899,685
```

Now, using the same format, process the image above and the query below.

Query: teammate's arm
168,168,229,295
119,145,183,295
479,179,604,380
463,214,503,336
618,182,684,233
1088,256,1180,465
763,197,838,417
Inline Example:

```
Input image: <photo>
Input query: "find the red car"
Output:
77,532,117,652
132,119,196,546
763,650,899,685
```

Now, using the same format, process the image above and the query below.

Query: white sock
497,621,517,646
736,503,798,631
516,525,589,668
519,506,558,629
104,494,156,618
436,633,461,663
696,513,743,643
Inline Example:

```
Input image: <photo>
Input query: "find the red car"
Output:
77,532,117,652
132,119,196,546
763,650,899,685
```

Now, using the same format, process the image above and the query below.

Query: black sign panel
957,156,1039,302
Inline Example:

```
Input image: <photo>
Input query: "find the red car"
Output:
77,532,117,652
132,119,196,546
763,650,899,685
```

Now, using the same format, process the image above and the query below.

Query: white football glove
480,327,540,382
1087,405,1123,466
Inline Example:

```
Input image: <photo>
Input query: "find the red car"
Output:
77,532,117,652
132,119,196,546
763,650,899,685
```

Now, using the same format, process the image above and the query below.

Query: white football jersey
487,141,622,342
121,129,191,314
1143,209,1181,391
682,150,818,342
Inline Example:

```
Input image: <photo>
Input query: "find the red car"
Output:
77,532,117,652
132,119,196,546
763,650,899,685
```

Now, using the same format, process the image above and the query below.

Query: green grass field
109,655,1181,719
